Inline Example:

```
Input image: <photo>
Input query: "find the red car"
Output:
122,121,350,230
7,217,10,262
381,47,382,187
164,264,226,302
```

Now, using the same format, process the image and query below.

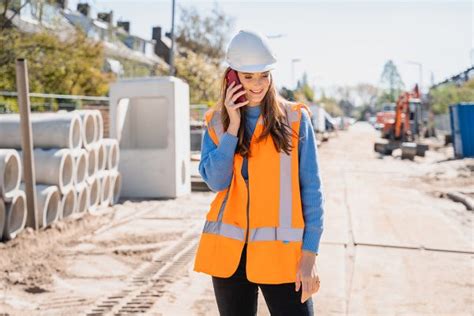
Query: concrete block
110,77,191,198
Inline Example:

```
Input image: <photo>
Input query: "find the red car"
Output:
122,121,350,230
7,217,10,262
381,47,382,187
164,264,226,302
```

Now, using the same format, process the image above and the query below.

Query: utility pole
169,0,176,76
15,59,38,230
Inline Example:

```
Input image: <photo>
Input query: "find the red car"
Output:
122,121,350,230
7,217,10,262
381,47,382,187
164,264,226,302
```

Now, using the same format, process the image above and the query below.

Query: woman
193,30,324,316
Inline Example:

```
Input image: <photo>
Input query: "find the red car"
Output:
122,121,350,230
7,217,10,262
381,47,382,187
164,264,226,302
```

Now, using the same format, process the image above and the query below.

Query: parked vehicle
375,103,395,130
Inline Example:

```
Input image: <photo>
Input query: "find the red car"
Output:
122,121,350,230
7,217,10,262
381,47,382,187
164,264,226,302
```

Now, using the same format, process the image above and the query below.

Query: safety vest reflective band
194,102,307,284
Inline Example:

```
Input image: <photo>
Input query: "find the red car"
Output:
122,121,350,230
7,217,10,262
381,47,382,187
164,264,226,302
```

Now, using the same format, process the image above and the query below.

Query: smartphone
225,69,247,103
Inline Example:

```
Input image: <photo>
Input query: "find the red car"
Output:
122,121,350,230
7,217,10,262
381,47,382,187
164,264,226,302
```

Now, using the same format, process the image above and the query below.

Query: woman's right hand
224,81,249,131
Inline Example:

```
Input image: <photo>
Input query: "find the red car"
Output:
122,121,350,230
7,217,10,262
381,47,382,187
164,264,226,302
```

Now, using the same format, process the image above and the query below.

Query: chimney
97,11,113,24
55,0,68,9
117,21,130,33
77,3,90,17
152,26,162,41
152,26,170,65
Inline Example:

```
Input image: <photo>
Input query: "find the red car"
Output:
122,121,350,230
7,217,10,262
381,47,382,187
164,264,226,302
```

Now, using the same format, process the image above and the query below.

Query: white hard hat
225,30,277,73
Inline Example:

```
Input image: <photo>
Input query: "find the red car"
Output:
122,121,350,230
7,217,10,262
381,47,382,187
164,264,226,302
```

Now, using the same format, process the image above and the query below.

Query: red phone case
225,69,247,103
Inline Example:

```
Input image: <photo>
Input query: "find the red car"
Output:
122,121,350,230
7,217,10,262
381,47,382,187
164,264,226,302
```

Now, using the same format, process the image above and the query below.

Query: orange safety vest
194,102,308,284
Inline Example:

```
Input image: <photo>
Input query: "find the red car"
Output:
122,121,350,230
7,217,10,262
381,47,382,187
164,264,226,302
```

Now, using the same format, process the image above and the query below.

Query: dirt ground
0,122,472,315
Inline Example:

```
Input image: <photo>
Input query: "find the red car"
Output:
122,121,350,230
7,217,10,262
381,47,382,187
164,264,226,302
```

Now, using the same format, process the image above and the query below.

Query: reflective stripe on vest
203,103,303,243
202,188,246,241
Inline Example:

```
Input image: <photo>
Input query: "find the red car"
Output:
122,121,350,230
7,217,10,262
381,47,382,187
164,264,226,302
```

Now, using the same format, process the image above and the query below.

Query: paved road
156,122,473,315
316,123,472,315
1,122,472,315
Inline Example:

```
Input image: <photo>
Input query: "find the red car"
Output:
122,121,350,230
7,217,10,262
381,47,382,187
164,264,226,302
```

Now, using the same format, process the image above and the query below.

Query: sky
68,0,473,97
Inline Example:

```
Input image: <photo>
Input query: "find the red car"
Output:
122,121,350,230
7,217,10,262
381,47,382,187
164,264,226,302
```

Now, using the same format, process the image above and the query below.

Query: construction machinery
374,85,429,160
374,103,395,130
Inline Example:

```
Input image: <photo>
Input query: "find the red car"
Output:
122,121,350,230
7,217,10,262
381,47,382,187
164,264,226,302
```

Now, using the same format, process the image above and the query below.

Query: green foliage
429,79,474,114
0,28,113,96
379,60,404,102
375,92,394,111
116,57,167,78
354,104,373,121
320,96,343,117
174,5,234,104
176,5,234,62
175,49,221,104
295,73,314,103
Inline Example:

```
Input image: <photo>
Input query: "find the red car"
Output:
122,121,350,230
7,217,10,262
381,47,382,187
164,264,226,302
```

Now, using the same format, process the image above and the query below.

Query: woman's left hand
295,250,320,303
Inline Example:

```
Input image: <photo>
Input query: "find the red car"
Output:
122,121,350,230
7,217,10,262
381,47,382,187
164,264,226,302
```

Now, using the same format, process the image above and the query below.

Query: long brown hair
216,68,298,158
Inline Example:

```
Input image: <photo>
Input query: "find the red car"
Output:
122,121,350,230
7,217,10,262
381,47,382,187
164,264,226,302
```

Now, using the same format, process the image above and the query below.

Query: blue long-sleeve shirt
199,105,324,254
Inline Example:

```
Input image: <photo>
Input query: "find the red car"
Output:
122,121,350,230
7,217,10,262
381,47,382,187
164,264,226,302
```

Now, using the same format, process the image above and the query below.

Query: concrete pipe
37,185,60,228
109,171,122,206
93,142,107,172
98,172,111,207
102,138,120,170
87,176,100,213
21,148,74,194
0,198,5,241
74,110,97,150
3,190,27,241
86,147,98,180
72,149,89,186
60,186,77,219
34,184,60,228
0,112,82,150
76,184,89,214
0,149,21,202
90,110,104,142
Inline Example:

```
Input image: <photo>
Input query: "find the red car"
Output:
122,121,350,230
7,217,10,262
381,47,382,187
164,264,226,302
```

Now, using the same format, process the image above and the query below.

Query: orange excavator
374,85,428,159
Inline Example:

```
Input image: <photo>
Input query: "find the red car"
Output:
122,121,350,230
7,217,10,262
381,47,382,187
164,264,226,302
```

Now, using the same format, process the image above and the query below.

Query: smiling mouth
249,89,263,94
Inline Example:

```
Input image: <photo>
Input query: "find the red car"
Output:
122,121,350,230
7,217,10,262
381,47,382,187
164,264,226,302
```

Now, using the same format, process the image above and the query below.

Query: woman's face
237,71,271,106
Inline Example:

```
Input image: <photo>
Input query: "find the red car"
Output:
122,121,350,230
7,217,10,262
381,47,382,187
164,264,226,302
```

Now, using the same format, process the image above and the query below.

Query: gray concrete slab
320,177,350,246
346,172,472,253
348,245,473,315
314,243,347,315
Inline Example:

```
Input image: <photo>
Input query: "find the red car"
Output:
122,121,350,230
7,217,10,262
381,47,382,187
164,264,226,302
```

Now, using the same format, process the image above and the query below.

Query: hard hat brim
227,62,276,73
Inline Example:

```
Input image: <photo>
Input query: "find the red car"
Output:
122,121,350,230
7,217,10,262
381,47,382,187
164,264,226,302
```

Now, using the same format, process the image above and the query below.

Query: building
3,0,171,77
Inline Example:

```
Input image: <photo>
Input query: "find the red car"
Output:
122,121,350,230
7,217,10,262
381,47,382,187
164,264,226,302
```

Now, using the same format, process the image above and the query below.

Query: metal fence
0,91,109,113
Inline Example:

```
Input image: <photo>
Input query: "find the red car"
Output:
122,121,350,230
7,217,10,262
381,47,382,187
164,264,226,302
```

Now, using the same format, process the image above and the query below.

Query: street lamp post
169,0,176,76
291,58,301,89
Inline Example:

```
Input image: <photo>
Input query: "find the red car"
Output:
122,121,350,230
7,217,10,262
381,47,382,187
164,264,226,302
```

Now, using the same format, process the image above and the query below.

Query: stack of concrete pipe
0,149,27,241
0,110,121,240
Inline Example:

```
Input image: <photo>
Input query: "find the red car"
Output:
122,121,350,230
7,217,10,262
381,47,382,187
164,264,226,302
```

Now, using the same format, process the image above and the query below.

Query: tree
175,49,221,104
333,86,356,117
174,5,234,104
294,72,314,103
354,83,378,109
319,96,343,117
379,60,404,102
428,79,474,114
0,0,30,31
374,92,394,111
176,5,234,63
0,29,113,96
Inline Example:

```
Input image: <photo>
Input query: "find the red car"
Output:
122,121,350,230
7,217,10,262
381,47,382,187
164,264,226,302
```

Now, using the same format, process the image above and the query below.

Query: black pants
212,245,314,316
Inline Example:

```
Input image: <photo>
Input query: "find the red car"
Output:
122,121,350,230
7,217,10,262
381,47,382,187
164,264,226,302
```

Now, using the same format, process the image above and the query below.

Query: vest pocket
206,189,229,221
